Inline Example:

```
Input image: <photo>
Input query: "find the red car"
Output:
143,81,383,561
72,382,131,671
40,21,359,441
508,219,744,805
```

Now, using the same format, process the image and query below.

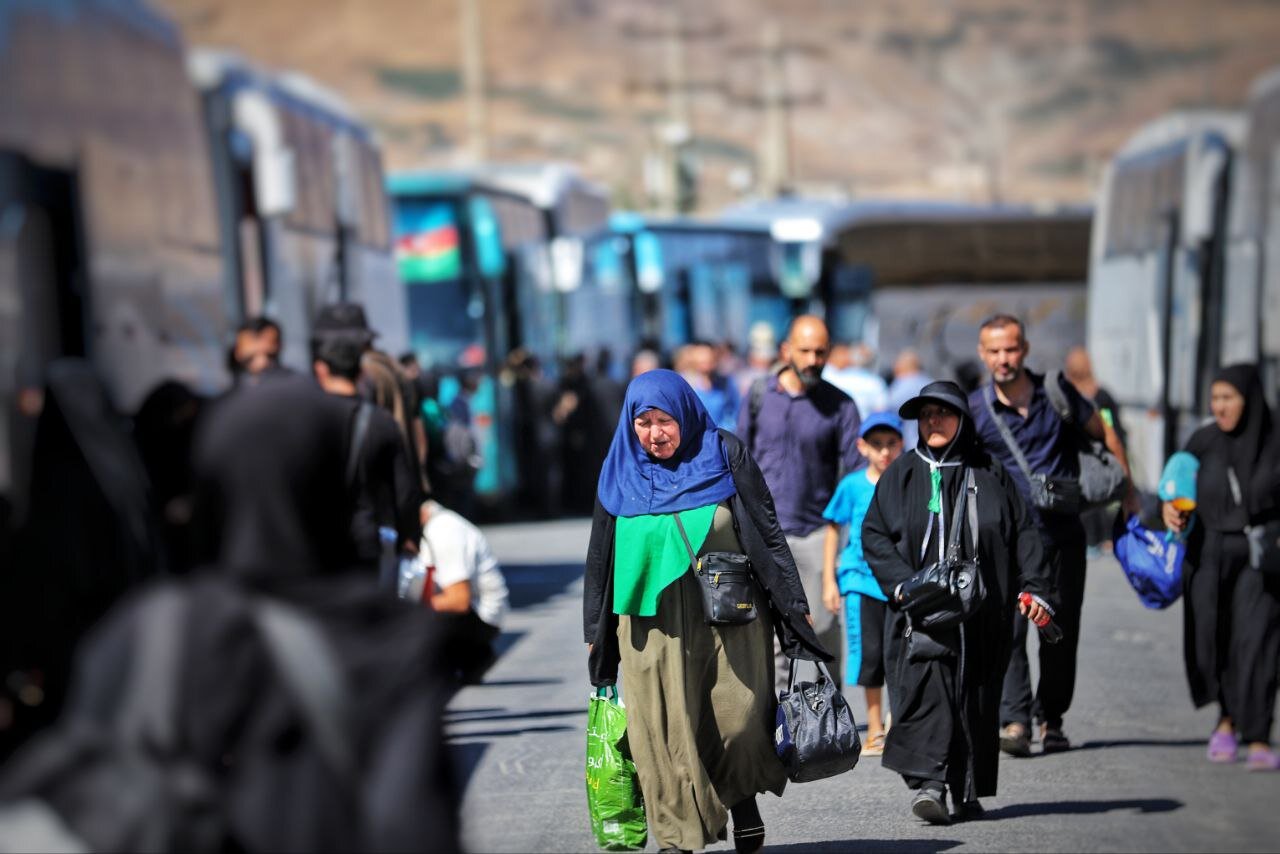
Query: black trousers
1185,531,1280,744
1000,530,1087,731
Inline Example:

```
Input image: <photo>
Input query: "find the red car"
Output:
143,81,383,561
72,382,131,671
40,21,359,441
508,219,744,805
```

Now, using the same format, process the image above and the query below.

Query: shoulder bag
981,385,1083,514
673,515,757,626
896,469,986,631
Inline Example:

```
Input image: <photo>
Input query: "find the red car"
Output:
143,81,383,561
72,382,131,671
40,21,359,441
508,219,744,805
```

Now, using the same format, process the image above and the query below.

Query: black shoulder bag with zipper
673,515,758,626
896,469,986,631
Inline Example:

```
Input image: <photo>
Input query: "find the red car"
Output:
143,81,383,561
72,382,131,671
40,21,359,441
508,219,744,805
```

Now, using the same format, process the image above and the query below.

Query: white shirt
417,501,509,629
823,366,888,419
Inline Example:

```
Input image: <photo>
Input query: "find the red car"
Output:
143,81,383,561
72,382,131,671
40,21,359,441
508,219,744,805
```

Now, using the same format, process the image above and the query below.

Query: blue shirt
968,370,1096,536
822,470,887,600
737,375,863,536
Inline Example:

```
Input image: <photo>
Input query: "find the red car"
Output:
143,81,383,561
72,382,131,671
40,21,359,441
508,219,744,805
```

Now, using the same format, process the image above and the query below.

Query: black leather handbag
673,516,758,626
898,469,986,631
774,659,861,782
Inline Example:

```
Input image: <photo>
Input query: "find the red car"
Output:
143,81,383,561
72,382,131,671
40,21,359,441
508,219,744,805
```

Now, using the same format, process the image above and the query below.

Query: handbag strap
965,469,978,559
672,514,701,574
786,657,836,693
981,385,1037,480
919,468,970,563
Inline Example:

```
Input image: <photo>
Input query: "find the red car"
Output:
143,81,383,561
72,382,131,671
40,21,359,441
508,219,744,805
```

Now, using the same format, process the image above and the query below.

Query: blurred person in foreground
738,315,862,690
863,381,1055,824
585,369,830,854
1162,364,1280,771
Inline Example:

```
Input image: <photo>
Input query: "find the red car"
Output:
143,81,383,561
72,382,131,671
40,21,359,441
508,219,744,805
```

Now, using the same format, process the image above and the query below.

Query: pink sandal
1207,730,1238,763
1245,747,1280,771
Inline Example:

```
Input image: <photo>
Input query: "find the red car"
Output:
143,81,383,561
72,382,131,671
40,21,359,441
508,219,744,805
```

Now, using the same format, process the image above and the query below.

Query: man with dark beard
737,315,863,689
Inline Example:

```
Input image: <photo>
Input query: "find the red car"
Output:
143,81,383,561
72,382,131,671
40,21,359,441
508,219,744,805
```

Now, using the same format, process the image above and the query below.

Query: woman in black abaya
862,381,1054,824
1163,364,1280,771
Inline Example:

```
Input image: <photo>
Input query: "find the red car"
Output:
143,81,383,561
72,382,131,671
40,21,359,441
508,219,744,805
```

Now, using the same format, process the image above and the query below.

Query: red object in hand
1019,592,1063,644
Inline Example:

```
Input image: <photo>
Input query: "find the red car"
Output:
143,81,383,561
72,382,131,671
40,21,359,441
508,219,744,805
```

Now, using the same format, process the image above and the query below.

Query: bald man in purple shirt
738,316,863,690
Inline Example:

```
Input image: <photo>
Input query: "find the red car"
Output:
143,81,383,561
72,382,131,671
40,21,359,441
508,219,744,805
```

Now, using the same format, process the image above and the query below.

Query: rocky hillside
155,0,1280,211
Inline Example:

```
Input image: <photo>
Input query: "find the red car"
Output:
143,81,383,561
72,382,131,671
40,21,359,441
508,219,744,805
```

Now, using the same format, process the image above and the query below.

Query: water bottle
1019,592,1063,644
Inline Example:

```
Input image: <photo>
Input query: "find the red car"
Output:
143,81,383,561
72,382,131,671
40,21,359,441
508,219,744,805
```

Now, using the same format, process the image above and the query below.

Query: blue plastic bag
1113,515,1185,609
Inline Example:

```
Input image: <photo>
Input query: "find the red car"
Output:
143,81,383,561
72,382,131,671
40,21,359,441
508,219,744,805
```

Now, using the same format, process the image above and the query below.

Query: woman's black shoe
656,848,690,854
911,787,951,825
731,797,766,854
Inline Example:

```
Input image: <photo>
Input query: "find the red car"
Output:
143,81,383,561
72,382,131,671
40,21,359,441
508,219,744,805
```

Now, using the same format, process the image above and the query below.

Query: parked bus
726,198,1092,385
0,0,405,524
188,49,405,371
388,170,556,511
1086,111,1242,490
1224,67,1280,399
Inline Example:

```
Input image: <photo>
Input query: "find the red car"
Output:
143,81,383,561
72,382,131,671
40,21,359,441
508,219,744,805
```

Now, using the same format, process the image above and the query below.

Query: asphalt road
448,518,1279,853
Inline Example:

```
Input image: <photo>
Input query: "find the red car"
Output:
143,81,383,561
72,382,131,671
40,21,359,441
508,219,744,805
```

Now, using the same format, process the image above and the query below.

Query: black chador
862,418,1052,802
1178,364,1280,745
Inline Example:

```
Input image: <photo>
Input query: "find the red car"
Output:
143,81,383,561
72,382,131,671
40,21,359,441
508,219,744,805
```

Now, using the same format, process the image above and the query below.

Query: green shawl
612,503,718,616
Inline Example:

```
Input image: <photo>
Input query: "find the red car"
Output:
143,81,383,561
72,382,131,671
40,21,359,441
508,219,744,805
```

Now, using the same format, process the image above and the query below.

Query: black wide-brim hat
313,301,377,344
899,380,972,421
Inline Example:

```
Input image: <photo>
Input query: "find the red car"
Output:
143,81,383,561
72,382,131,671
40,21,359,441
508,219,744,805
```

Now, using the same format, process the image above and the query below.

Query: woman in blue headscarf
584,369,830,854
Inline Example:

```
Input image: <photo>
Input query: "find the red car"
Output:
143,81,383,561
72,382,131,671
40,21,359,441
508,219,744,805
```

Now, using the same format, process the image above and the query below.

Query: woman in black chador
862,381,1054,824
1162,364,1280,771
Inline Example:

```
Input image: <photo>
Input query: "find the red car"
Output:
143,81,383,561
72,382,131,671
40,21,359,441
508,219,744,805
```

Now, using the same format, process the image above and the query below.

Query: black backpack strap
251,599,357,783
1042,370,1074,424
116,586,187,748
980,385,1037,480
346,402,374,488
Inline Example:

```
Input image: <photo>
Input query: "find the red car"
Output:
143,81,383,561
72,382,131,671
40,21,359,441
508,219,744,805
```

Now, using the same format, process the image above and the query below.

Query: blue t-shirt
822,470,887,601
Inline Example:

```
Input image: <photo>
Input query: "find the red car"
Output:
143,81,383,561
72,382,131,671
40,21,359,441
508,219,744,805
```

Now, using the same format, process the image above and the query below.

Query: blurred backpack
1043,371,1127,508
0,576,459,853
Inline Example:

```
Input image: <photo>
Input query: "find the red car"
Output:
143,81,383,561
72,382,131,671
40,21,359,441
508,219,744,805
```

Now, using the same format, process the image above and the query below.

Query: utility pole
460,0,488,164
726,21,824,199
621,3,726,213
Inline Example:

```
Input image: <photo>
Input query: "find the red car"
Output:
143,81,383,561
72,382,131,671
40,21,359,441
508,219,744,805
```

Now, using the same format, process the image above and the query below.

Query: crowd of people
584,313,1280,853
0,293,1276,851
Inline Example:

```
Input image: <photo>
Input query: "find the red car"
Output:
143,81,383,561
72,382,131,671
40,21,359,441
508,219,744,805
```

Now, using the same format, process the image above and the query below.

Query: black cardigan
583,429,832,686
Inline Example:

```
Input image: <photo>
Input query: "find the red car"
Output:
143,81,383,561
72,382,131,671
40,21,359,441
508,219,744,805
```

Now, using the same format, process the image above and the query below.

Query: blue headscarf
596,369,737,517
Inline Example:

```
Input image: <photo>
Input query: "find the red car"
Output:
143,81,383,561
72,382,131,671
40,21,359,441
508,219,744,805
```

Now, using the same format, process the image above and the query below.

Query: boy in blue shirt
821,411,905,756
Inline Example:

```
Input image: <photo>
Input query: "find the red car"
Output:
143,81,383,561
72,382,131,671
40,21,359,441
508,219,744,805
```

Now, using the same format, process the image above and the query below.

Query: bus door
0,152,84,527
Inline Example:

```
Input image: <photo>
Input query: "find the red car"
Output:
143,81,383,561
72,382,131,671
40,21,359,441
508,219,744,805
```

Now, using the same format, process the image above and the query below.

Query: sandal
862,731,886,756
1245,747,1280,771
1207,730,1238,763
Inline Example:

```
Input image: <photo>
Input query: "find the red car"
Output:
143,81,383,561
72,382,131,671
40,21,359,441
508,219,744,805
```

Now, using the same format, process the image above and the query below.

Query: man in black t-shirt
312,332,423,580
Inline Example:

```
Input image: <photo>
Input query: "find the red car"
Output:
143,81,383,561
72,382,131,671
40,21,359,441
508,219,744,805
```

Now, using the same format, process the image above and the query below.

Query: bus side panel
1222,237,1262,366
1166,249,1205,413
873,281,1086,383
266,225,342,372
350,249,408,357
1088,254,1164,490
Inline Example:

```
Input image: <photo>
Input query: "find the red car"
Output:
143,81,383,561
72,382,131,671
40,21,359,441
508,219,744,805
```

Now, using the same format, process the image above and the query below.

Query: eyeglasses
917,406,959,421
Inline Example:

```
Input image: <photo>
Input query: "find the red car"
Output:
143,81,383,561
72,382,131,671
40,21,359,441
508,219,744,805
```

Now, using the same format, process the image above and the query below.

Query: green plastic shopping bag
585,685,647,851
